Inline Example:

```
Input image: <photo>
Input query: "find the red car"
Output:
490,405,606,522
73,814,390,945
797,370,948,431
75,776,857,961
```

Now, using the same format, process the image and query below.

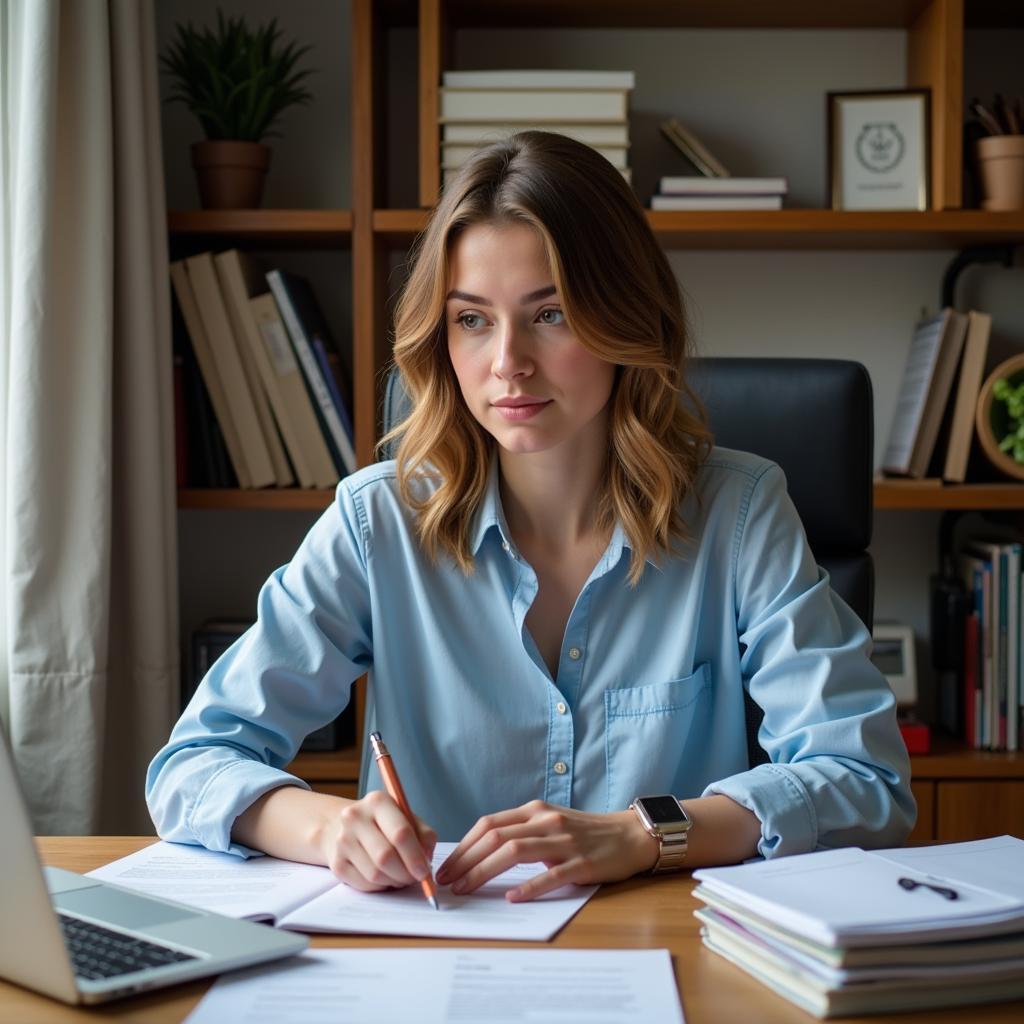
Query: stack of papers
693,836,1024,1018
88,840,597,942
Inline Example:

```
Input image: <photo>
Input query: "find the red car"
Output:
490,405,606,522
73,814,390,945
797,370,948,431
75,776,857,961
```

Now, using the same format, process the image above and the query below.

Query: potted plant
976,353,1024,481
161,10,314,209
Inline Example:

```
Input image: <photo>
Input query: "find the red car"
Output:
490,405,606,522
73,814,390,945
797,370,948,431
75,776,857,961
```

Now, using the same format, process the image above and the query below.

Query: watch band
630,797,691,874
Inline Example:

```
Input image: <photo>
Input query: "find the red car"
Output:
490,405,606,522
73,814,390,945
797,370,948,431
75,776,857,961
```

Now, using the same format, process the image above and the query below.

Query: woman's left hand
435,800,658,902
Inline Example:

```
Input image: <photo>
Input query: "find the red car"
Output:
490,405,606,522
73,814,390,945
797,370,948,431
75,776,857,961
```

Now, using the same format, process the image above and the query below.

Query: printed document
89,840,597,941
182,948,685,1024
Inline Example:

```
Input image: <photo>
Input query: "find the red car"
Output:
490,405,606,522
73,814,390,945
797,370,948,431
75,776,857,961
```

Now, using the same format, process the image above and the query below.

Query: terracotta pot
191,141,271,209
976,353,1024,481
976,135,1024,211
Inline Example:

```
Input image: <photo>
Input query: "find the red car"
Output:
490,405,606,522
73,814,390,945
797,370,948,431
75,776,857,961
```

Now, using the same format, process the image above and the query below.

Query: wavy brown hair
380,130,711,586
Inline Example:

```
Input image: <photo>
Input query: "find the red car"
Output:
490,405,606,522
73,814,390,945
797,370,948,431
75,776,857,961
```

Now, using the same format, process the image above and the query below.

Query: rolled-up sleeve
704,463,916,857
145,480,373,857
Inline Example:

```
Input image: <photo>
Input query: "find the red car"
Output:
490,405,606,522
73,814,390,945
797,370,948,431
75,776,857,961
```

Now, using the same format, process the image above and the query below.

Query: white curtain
0,0,178,833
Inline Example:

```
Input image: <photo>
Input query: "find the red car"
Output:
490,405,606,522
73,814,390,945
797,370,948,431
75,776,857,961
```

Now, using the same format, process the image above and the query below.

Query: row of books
882,308,993,481
694,836,1024,1018
171,250,356,489
956,534,1024,751
653,118,788,209
438,69,635,188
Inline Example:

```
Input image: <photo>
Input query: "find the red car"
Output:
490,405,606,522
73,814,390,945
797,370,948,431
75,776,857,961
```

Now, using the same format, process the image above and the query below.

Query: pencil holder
975,136,1024,211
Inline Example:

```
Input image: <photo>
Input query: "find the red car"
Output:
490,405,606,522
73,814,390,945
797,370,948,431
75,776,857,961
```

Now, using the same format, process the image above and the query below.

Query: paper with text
183,948,684,1024
88,841,597,941
87,841,338,922
278,844,597,940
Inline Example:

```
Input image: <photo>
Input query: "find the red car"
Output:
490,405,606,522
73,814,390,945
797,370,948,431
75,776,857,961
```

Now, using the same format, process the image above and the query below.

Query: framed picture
827,89,930,210
870,623,918,707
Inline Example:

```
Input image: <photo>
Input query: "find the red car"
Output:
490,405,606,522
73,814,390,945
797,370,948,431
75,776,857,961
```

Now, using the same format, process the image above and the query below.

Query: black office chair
381,358,875,767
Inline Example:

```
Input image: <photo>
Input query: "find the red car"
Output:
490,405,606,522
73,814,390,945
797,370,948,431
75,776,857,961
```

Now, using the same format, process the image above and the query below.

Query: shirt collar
470,457,661,569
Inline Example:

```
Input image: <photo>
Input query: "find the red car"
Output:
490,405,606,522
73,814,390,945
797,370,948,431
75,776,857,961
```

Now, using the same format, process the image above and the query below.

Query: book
217,250,324,489
657,176,788,195
659,117,730,178
184,253,278,488
881,309,966,477
444,165,632,187
441,69,635,90
169,261,252,487
439,88,629,123
248,294,339,489
266,269,357,477
942,310,993,482
88,840,598,941
650,195,782,211
442,141,628,169
312,337,356,455
441,122,629,146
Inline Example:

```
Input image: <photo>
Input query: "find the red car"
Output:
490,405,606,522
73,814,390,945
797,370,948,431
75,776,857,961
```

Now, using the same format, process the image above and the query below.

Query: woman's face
445,222,615,459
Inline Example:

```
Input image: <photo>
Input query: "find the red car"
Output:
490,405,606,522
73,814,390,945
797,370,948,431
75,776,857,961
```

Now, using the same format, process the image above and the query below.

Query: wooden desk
5,838,1023,1024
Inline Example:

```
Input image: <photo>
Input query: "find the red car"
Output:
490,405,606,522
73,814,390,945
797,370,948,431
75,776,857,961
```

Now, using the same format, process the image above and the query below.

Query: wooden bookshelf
177,488,337,511
170,1,1024,834
168,209,353,246
372,209,1024,250
874,481,1024,510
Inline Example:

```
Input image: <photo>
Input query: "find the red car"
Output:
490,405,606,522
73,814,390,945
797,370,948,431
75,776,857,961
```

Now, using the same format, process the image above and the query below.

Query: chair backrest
379,358,875,767
686,358,874,630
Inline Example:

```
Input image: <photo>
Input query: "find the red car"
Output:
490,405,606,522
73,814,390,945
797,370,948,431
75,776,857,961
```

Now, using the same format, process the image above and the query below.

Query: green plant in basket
161,9,314,143
993,375,1024,463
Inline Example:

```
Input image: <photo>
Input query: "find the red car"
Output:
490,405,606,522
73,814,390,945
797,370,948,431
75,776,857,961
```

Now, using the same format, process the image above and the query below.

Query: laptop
0,730,307,1004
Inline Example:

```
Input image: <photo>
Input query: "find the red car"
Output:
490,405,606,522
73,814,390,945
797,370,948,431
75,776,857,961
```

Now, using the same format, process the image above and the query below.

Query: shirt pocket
603,664,711,813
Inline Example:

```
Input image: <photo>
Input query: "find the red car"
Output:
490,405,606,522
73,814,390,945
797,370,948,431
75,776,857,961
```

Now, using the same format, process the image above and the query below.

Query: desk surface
5,837,1023,1024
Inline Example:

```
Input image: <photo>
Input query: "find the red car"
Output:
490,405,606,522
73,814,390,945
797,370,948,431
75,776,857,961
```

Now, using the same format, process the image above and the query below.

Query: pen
369,731,440,910
897,876,959,900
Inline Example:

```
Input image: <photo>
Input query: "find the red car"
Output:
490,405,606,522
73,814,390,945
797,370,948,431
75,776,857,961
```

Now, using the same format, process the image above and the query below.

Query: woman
147,132,914,903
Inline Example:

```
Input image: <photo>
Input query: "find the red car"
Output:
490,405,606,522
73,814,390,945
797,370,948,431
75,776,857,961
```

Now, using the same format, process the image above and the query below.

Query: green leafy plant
161,10,314,143
993,376,1024,463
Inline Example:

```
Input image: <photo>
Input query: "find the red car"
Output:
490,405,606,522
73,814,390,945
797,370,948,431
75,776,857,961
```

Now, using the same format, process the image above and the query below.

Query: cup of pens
971,95,1024,211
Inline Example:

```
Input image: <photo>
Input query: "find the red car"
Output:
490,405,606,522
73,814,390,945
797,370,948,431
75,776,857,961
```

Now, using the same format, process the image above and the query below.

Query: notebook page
87,840,337,923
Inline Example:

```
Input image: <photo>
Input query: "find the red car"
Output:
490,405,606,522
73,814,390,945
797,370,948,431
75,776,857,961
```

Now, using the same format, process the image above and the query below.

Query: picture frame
827,89,930,211
870,623,918,707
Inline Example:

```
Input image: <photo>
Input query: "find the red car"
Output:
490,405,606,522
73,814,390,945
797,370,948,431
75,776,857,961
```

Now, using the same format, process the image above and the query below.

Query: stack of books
439,69,634,187
653,117,787,209
693,836,1024,1018
650,176,788,210
170,251,356,489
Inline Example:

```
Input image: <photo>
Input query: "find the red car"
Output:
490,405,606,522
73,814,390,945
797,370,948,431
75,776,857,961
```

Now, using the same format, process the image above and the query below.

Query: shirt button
568,647,582,661
556,701,568,715
501,540,510,552
553,761,568,775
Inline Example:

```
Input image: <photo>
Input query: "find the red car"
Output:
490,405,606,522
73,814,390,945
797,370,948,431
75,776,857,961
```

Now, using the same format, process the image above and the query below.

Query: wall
157,3,1024,723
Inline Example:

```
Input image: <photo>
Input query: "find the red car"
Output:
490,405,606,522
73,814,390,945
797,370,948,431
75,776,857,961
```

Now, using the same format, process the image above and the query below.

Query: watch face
638,795,688,824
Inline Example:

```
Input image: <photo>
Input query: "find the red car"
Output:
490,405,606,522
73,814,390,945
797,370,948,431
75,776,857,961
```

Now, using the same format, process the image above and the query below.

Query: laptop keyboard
57,913,198,981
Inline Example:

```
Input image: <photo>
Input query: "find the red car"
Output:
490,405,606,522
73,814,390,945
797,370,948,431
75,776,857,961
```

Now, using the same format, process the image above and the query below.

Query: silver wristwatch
629,795,692,874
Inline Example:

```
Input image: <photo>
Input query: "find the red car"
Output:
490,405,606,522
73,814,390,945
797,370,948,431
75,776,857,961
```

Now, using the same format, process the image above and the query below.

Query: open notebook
87,840,596,942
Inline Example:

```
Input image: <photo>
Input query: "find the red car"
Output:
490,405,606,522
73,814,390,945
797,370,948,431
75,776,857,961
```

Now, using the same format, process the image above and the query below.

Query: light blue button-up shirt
146,447,915,858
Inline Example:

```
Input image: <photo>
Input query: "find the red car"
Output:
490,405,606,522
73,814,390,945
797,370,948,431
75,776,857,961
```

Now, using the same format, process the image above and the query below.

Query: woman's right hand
316,789,437,892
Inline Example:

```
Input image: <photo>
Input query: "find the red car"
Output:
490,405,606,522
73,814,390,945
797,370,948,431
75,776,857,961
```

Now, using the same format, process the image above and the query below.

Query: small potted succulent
161,10,314,209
